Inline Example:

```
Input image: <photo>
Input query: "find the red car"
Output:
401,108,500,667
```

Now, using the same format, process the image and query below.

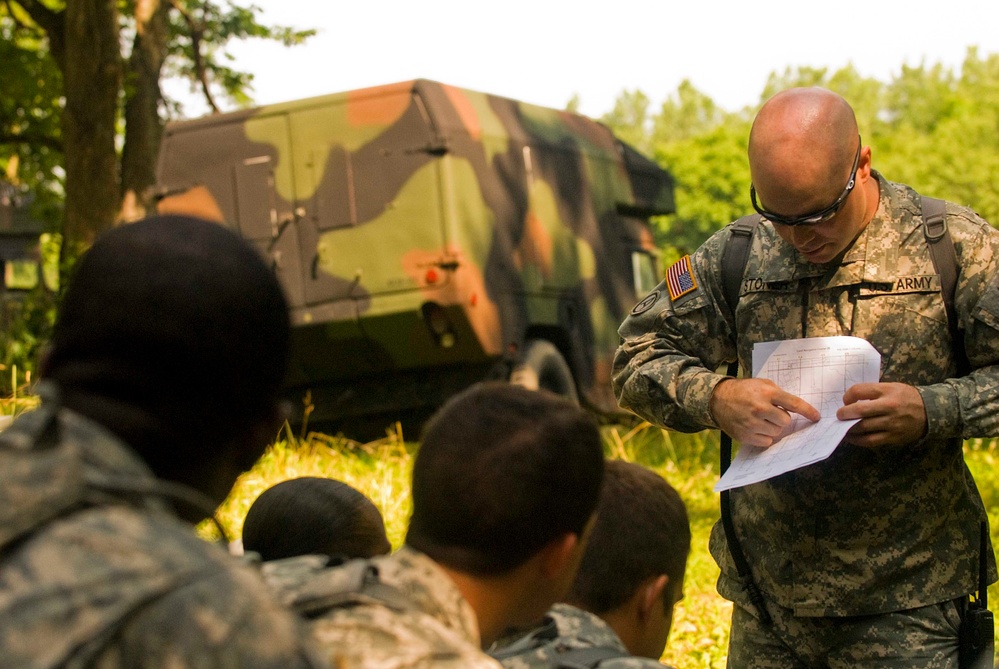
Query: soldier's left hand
836,382,928,448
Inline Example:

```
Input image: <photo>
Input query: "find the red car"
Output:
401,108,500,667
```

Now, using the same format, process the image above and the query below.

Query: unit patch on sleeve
665,255,698,301
631,290,660,315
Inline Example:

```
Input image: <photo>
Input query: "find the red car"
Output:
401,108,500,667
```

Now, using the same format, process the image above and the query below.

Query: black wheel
509,339,578,403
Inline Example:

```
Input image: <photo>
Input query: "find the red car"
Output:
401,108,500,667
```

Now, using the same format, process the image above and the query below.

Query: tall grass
217,424,999,669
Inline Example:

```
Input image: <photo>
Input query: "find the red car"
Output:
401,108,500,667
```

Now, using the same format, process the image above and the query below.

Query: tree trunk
120,0,169,222
61,0,122,256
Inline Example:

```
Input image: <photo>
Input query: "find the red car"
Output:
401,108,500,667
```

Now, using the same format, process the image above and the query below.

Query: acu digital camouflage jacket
0,388,323,669
491,603,671,669
273,545,502,669
614,174,999,617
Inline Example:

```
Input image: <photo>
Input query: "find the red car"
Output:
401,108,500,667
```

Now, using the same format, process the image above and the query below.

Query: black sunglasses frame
750,138,863,227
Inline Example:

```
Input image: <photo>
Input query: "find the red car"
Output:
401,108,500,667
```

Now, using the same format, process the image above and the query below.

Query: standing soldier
614,88,999,667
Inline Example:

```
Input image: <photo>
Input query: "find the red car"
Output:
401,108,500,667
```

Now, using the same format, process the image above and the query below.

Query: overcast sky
168,0,999,120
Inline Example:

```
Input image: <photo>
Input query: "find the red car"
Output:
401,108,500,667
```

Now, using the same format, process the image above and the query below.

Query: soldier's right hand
709,378,821,447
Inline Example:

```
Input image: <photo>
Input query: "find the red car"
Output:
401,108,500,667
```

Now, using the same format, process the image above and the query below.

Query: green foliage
600,49,999,264
0,0,315,225
652,79,732,144
0,233,61,393
601,89,653,155
0,286,57,394
163,1,315,110
602,80,753,256
873,49,999,224
652,122,752,255
0,0,315,388
0,9,65,227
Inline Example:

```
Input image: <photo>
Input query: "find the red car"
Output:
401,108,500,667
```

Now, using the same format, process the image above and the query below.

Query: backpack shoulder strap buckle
922,196,948,242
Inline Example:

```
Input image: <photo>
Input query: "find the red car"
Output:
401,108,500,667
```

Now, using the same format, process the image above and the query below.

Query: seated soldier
278,383,605,669
242,476,391,562
0,215,322,667
491,459,691,668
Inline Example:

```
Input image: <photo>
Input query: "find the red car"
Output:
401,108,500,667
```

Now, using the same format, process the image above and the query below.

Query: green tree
0,13,64,224
0,0,312,392
632,54,999,266
642,81,753,257
601,89,652,154
602,80,751,257
652,79,730,144
875,49,999,225
652,121,752,258
0,0,314,257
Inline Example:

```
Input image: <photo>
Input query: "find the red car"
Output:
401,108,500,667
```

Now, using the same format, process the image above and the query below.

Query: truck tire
509,339,579,403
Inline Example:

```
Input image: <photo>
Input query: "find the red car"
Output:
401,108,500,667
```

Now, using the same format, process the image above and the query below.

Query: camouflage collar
374,546,483,646
547,603,630,653
0,390,175,551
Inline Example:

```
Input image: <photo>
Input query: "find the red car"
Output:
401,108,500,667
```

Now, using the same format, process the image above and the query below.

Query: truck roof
163,79,673,216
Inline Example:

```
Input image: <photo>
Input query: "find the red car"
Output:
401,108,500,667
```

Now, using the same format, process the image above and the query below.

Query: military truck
155,79,674,434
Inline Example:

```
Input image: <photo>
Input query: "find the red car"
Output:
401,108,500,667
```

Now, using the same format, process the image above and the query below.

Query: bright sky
173,0,999,120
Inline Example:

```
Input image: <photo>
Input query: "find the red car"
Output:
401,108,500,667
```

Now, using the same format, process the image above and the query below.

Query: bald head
749,88,860,216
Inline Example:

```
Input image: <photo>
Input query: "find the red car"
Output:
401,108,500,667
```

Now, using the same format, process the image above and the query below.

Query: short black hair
43,215,290,478
406,383,604,576
567,459,690,614
242,477,391,562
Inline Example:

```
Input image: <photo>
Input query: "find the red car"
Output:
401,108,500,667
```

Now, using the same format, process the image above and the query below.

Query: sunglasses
750,137,862,227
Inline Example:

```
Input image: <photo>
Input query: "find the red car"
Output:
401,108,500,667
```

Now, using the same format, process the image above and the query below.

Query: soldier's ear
638,574,670,621
538,531,580,580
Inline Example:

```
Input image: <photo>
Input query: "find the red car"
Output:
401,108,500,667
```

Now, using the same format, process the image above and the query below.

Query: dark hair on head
406,382,604,576
242,477,391,562
43,215,290,476
567,459,690,614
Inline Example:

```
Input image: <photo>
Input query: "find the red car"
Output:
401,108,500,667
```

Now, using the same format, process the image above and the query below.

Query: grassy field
215,422,999,669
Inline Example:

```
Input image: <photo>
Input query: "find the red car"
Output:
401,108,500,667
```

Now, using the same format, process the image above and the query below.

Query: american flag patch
666,255,698,301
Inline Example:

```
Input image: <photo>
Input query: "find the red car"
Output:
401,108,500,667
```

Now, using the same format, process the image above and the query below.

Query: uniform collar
376,546,484,646
548,603,629,652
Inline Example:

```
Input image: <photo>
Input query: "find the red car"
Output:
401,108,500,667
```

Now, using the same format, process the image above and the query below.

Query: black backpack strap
718,213,771,625
721,214,761,318
719,458,771,625
921,196,970,376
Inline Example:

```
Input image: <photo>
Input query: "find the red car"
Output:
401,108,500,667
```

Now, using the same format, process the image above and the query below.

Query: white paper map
714,336,881,492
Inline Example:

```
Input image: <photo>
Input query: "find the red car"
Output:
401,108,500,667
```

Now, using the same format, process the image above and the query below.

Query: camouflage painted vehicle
155,79,674,433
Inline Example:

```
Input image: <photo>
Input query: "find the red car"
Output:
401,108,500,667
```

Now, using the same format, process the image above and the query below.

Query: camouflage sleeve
612,228,739,432
917,205,999,440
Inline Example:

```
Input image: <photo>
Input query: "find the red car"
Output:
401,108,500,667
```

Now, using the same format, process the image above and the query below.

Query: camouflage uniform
285,546,503,669
0,389,323,669
491,603,669,668
614,176,999,657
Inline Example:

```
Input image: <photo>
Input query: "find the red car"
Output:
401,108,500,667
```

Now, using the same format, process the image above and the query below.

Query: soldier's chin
800,245,833,263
